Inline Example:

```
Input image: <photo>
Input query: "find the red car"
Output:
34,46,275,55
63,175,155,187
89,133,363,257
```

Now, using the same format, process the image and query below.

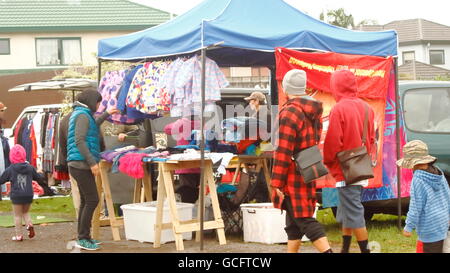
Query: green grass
0,213,72,227
0,197,76,218
310,208,418,253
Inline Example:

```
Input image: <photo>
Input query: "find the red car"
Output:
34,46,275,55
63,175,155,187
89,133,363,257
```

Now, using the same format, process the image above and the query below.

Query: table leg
143,165,153,202
161,165,184,251
133,179,143,203
99,161,121,241
154,165,166,248
205,162,226,245
231,160,242,185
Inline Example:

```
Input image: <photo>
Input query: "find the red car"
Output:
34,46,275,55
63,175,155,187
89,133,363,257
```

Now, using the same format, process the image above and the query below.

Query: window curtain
62,39,81,65
36,39,59,65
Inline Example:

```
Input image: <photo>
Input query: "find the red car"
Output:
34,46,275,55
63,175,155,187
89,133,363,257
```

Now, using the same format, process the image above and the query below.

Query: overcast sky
132,0,450,26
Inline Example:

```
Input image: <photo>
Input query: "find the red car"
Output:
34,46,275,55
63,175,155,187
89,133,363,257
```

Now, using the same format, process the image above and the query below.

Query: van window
404,88,450,133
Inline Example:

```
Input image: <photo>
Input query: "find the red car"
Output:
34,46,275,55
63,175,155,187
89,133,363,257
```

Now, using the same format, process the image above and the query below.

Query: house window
0,39,10,55
429,50,445,65
36,38,82,66
402,51,415,64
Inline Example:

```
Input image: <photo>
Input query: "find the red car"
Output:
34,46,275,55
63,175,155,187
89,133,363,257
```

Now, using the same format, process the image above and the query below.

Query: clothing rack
97,47,226,251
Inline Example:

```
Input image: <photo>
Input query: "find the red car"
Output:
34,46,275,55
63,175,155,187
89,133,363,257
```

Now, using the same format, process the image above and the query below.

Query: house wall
399,44,425,65
0,31,131,70
428,43,450,71
399,43,450,70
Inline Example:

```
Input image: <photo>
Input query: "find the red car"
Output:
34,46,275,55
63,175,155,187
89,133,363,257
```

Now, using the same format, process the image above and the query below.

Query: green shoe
76,239,100,251
89,239,102,245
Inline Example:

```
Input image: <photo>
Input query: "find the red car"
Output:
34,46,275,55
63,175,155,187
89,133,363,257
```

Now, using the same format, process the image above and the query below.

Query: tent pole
394,57,402,230
199,47,207,251
97,59,102,86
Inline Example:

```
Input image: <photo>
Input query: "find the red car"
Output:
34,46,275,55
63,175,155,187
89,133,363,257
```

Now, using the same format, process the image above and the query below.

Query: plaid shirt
271,97,323,218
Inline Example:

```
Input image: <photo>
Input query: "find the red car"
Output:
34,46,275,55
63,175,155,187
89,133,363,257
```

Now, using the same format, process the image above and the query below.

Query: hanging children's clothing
127,61,170,114
32,112,43,169
175,56,227,103
97,70,137,124
42,113,55,173
99,56,228,120
170,56,228,117
116,64,157,120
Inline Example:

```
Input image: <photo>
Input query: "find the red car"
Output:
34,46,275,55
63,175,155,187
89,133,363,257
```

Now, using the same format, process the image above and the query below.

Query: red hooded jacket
323,70,375,183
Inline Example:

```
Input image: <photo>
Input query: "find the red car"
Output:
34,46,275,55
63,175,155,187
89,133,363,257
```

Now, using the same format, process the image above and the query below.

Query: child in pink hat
0,144,44,241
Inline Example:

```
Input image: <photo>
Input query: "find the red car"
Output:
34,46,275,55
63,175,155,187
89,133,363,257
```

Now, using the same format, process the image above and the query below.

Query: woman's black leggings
69,167,99,240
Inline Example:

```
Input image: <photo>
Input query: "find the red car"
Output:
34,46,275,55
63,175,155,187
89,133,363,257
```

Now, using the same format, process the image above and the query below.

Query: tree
357,19,379,27
52,53,130,111
321,8,355,29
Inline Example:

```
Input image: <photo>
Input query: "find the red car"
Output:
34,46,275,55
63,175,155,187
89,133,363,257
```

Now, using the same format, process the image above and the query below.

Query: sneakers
89,239,102,245
12,235,23,241
26,225,35,239
75,239,100,251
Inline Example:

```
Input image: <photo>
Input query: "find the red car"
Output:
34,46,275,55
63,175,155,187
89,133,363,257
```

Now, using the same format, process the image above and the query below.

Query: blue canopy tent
97,0,402,248
98,0,397,64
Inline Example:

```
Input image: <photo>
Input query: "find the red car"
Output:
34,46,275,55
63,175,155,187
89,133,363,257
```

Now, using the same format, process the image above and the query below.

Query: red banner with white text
275,48,394,189
275,47,393,100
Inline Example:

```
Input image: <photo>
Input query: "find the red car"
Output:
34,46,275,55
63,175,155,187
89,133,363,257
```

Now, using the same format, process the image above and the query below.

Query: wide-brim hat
396,140,436,169
244,91,266,103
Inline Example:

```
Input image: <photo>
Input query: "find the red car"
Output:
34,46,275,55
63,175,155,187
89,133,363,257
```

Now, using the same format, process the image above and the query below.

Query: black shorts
284,196,326,242
11,196,33,205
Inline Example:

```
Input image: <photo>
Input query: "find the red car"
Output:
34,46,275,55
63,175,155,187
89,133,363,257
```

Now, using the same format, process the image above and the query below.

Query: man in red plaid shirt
271,69,332,253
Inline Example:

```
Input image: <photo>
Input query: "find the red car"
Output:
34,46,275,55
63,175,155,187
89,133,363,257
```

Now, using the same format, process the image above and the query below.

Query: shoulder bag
336,103,374,185
293,113,328,184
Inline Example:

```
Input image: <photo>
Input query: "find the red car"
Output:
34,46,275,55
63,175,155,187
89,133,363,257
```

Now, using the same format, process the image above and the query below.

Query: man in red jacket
323,70,375,253
272,69,332,253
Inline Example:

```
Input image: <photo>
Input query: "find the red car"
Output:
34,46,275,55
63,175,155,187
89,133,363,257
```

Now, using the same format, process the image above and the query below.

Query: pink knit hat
10,144,26,164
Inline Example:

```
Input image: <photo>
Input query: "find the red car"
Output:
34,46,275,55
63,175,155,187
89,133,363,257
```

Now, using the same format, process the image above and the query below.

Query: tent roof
8,78,97,92
98,0,398,66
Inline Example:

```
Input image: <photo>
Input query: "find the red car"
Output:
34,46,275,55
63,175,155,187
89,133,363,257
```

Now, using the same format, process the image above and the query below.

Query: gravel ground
0,221,327,253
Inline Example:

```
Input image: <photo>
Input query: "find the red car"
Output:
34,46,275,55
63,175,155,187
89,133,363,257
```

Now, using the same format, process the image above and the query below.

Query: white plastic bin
240,203,318,244
121,201,194,244
240,203,288,244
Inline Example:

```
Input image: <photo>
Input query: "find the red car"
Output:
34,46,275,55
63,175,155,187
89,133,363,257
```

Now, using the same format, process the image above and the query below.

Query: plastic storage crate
240,203,317,244
121,201,194,244
240,203,288,244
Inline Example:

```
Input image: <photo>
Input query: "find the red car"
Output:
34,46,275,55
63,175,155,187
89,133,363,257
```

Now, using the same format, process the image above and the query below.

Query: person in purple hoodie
0,144,44,241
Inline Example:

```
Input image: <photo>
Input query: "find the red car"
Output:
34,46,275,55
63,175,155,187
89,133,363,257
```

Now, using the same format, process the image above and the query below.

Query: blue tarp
98,0,398,66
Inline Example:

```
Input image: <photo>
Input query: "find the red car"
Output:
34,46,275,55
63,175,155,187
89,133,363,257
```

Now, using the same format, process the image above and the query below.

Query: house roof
399,60,450,80
359,18,450,44
0,0,171,33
